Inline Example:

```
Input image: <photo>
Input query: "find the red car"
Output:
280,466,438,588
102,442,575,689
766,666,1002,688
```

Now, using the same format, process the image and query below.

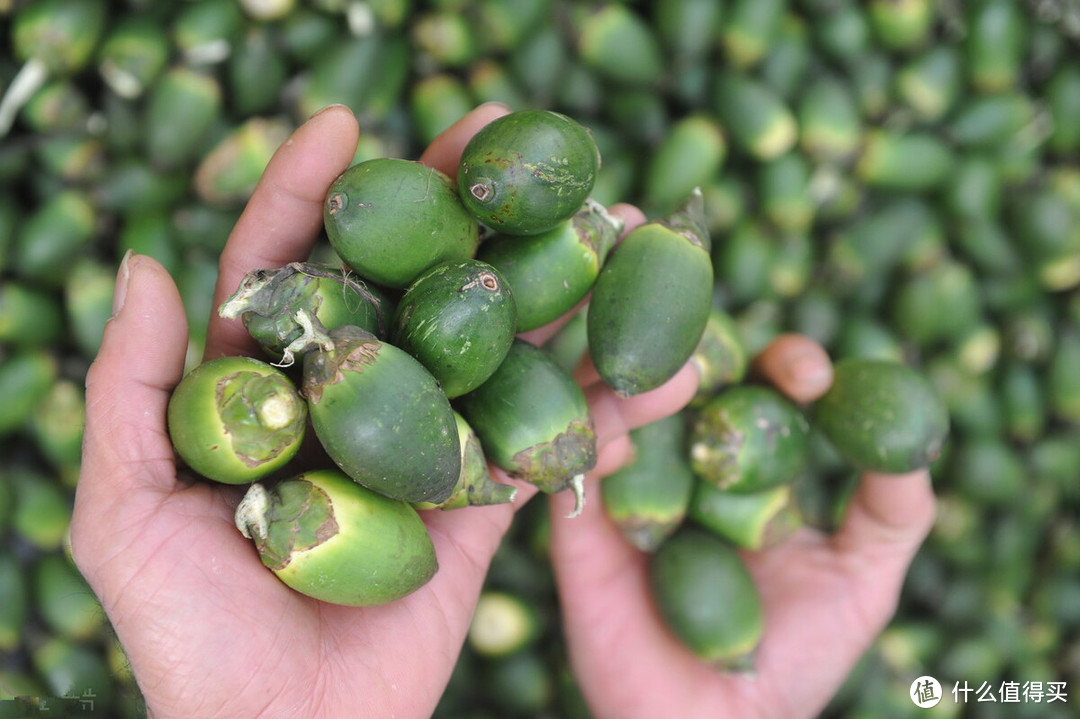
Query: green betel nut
323,158,480,288
689,385,811,493
456,338,596,516
391,259,517,398
166,356,306,484
235,470,437,606
588,190,713,397
457,109,600,235
813,357,949,473
219,262,388,366
414,412,517,511
689,482,801,551
468,590,541,658
690,307,748,404
477,199,622,332
649,527,763,670
601,413,695,552
302,325,461,504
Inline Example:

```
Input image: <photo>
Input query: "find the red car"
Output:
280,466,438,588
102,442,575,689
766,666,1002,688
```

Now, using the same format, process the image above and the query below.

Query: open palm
71,103,705,718
549,335,937,719
71,101,931,719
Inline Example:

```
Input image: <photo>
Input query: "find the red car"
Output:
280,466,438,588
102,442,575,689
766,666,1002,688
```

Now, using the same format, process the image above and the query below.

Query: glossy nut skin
390,259,517,398
457,110,599,236
689,482,800,551
587,190,713,397
323,158,479,288
302,325,461,505
455,338,596,506
649,527,763,670
166,356,306,485
601,413,696,553
813,357,950,473
476,199,620,332
235,470,437,606
413,412,516,511
689,384,811,494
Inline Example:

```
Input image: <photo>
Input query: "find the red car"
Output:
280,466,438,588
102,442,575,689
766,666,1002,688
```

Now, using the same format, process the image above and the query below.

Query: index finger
204,105,361,360
750,333,834,404
418,102,511,179
753,334,937,573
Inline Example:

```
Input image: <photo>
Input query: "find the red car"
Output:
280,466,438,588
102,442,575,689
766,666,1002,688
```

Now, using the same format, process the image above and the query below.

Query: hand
548,332,937,719
70,103,698,718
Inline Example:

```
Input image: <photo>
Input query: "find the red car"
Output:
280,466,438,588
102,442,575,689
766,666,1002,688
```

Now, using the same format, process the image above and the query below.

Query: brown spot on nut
470,182,494,202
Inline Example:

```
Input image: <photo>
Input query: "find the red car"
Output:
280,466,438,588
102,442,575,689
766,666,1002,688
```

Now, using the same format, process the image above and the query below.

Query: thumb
73,253,189,556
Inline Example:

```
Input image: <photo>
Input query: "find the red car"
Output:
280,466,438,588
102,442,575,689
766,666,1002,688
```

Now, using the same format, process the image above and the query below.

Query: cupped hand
548,326,937,719
70,103,698,719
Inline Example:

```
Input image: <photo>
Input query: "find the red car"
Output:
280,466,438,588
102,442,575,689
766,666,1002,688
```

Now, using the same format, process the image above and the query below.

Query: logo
911,676,943,708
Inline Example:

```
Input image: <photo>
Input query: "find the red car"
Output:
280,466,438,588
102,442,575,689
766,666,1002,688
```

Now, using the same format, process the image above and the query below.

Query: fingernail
308,103,349,121
112,249,134,317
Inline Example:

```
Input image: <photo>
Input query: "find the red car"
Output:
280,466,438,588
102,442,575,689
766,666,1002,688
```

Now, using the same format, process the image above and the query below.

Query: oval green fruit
457,109,599,235
468,590,542,658
689,481,800,550
167,356,307,484
235,470,437,606
642,114,727,217
482,650,554,715
391,259,517,398
601,412,695,552
143,66,222,170
219,262,389,366
690,306,748,404
868,0,934,51
32,553,104,641
97,17,170,99
477,199,621,332
712,72,797,161
0,552,28,652
456,338,596,514
0,349,58,438
965,0,1027,93
856,130,955,193
689,384,810,493
588,190,713,397
544,304,589,373
323,158,479,288
814,357,949,473
575,3,664,87
10,466,70,551
31,636,114,710
650,527,763,670
14,0,107,73
0,281,64,348
302,325,460,504
414,412,516,511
